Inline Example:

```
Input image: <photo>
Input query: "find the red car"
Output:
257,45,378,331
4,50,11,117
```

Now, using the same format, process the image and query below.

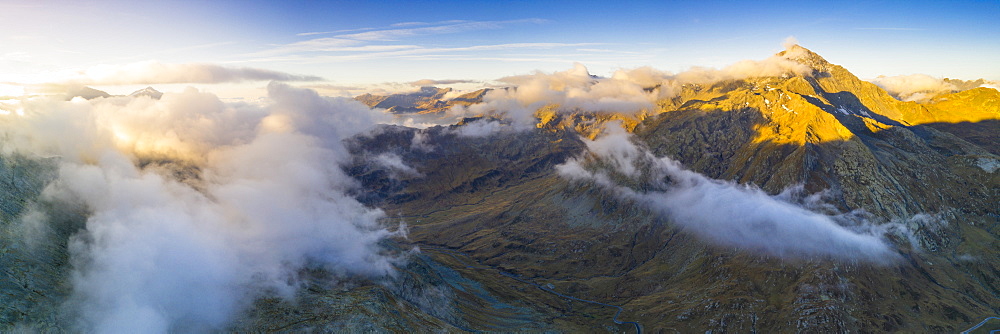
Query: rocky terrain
341,45,999,332
1,45,997,332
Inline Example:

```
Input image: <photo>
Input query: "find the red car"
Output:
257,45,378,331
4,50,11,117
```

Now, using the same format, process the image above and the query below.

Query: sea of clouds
1,83,402,332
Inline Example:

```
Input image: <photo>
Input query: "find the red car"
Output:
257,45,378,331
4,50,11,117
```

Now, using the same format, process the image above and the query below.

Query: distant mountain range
44,85,163,100
356,86,490,114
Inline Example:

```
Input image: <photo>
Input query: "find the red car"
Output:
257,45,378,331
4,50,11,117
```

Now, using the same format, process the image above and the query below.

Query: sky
2,0,998,98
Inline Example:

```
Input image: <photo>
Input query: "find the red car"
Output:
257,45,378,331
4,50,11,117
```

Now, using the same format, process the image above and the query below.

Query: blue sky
2,0,998,97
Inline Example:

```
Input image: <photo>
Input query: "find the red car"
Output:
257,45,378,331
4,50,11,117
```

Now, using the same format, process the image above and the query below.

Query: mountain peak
777,44,831,71
129,86,163,99
65,86,110,100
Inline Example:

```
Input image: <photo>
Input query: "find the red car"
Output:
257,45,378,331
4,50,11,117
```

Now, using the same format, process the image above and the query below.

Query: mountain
355,86,489,114
342,45,999,332
128,86,163,99
64,86,110,100
1,45,997,332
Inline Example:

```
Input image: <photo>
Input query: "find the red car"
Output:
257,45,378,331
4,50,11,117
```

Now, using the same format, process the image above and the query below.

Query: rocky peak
65,86,110,100
777,44,833,72
129,86,163,100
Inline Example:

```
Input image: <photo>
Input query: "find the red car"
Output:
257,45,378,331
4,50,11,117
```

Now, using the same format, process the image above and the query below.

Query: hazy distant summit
21,85,165,100
355,86,489,114
129,86,163,99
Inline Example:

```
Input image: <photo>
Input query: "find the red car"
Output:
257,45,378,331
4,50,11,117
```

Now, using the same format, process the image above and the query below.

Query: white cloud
1,84,400,332
409,79,476,86
254,38,419,56
334,19,547,41
556,123,904,264
55,61,323,85
854,27,925,31
248,42,598,63
869,74,1000,101
433,41,815,137
486,62,658,115
262,19,553,61
390,21,431,27
410,130,434,151
869,74,958,101
782,36,799,50
374,152,422,178
450,118,512,137
673,56,811,84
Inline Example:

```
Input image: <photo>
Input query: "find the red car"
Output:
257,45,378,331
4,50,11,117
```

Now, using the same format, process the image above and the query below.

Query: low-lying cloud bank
445,43,814,135
1,83,398,332
556,124,906,264
18,61,322,92
869,74,999,101
409,79,477,86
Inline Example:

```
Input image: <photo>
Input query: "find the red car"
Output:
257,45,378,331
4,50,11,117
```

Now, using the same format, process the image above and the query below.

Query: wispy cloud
243,18,660,71
243,42,600,64
337,19,546,41
296,19,492,37
297,27,376,36
24,61,323,87
556,124,906,264
263,19,552,59
854,27,925,31
390,21,429,27
408,79,476,86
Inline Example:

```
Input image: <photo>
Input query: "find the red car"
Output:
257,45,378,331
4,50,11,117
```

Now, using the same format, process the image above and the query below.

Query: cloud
296,19,472,36
410,130,434,151
409,79,477,86
49,61,322,86
482,63,660,115
249,42,598,62
248,18,575,64
869,74,999,101
869,74,959,101
390,21,432,27
254,38,419,56
1,84,400,331
673,55,811,84
297,28,375,37
485,41,810,114
447,118,512,138
334,19,547,41
373,152,423,178
854,27,925,31
439,41,813,137
782,36,799,50
556,123,904,264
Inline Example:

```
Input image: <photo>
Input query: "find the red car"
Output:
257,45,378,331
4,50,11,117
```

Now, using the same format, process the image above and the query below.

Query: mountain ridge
1,44,996,332
342,44,999,332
